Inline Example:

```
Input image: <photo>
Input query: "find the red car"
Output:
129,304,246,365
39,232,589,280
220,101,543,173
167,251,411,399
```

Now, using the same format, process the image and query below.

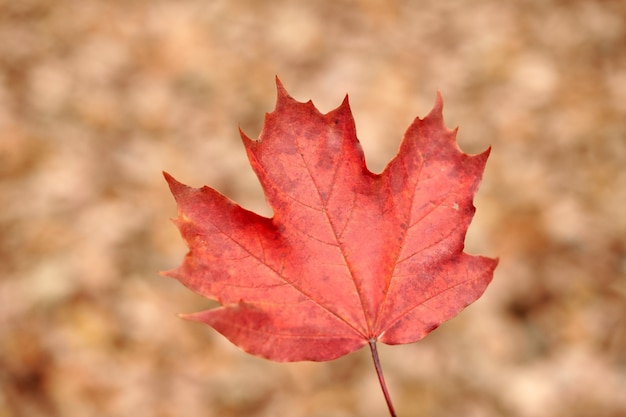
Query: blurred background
1,0,625,416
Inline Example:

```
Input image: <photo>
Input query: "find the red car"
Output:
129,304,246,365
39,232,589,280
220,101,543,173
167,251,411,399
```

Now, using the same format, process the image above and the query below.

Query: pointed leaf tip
160,267,180,280
163,171,182,193
426,91,444,120
275,76,291,101
238,126,253,143
178,312,197,321
340,94,350,109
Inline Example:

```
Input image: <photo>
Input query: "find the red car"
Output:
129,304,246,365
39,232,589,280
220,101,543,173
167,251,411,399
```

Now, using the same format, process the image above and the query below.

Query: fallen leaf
164,79,497,363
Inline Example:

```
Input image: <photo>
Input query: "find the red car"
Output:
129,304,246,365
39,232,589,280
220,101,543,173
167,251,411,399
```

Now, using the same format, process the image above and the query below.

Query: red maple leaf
164,78,497,416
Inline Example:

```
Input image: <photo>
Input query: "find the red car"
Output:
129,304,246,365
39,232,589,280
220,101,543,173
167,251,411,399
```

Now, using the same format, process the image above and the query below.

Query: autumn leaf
163,78,497,415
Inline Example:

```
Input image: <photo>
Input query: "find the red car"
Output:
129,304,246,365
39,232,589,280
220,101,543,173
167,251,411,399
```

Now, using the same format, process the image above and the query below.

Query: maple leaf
164,78,497,416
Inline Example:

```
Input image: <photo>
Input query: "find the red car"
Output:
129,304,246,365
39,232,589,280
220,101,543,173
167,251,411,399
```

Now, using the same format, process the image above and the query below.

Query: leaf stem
368,338,397,417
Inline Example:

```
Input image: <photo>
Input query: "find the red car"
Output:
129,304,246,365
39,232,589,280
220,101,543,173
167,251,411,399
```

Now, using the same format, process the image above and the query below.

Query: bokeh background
1,0,625,416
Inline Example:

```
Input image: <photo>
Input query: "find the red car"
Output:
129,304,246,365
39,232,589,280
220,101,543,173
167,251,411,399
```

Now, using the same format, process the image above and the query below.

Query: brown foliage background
1,1,625,416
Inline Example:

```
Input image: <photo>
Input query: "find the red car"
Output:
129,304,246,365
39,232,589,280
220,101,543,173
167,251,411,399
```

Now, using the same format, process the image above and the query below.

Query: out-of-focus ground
1,0,625,416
